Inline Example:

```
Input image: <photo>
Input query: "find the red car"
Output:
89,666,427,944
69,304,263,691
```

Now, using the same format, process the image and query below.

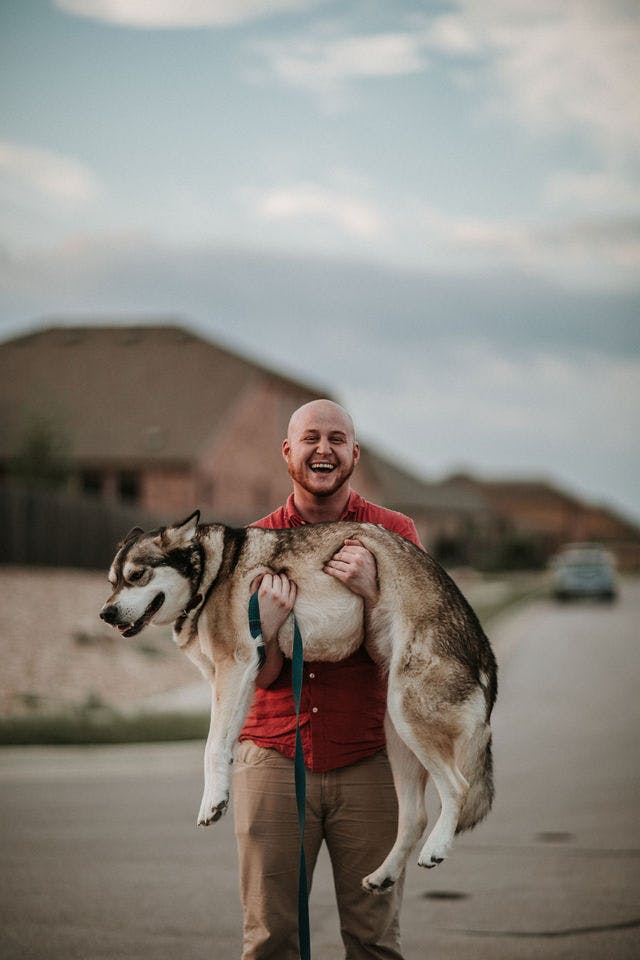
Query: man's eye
129,570,144,582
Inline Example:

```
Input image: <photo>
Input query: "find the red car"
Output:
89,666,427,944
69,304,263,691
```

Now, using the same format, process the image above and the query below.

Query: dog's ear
162,510,200,547
119,526,144,549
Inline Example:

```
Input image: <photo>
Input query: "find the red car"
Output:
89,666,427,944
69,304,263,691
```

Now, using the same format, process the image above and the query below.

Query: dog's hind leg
387,696,469,870
415,751,468,868
362,713,428,894
198,655,258,826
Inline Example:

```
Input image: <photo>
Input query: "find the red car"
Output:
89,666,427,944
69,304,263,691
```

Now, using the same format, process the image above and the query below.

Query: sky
1,0,639,522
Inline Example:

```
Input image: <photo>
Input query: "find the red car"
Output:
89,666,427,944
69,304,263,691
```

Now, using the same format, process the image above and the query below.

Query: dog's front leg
197,655,258,826
197,690,218,825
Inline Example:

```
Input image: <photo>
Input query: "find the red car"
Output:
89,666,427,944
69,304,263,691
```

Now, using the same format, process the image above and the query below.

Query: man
233,399,423,960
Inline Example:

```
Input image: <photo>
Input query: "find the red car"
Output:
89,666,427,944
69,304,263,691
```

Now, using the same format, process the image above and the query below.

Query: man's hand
323,539,379,607
249,573,296,688
251,573,297,642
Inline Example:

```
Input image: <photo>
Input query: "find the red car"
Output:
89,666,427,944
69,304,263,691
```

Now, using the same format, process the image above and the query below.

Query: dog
100,510,497,893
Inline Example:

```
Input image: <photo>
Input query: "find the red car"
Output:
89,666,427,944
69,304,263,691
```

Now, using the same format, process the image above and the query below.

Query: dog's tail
455,721,495,833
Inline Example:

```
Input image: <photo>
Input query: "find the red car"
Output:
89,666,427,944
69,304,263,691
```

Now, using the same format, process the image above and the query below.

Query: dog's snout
100,604,118,625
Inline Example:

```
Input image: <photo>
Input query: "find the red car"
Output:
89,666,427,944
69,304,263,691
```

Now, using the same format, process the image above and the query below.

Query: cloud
254,27,430,104
542,170,640,216
54,0,315,28
1,231,637,359
439,211,640,291
0,142,100,205
425,0,640,161
256,183,383,239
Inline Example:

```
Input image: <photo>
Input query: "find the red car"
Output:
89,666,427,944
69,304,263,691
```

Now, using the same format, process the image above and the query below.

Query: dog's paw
197,792,229,826
361,871,397,895
417,836,450,869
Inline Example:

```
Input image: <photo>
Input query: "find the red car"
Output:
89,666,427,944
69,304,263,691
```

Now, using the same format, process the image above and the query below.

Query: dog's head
99,511,202,637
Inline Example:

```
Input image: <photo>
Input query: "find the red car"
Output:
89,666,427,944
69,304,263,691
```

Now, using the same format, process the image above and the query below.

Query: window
81,471,102,496
118,471,139,503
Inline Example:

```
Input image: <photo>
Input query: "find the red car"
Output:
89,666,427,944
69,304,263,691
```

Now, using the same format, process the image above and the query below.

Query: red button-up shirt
239,491,423,772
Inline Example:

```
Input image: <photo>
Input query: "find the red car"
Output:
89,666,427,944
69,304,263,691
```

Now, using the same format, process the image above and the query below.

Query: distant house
357,450,497,566
6,323,634,570
1,324,325,524
0,324,491,554
445,474,640,570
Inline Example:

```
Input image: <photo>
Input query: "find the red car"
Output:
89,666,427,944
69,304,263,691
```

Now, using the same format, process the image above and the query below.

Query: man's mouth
118,592,165,638
309,461,336,474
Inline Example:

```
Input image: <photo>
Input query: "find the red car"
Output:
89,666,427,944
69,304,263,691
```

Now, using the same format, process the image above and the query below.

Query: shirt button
312,707,318,714
309,672,315,679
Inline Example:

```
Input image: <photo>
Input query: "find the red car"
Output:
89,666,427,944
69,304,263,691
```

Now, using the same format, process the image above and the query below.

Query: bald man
233,400,423,960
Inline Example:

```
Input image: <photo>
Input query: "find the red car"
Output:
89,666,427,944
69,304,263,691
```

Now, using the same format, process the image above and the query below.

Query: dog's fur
100,511,497,892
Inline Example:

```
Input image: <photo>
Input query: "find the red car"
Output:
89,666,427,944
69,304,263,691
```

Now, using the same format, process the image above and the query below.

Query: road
1,580,639,959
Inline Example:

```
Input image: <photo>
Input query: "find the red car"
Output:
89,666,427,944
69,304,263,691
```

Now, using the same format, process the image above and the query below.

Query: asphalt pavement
1,580,639,959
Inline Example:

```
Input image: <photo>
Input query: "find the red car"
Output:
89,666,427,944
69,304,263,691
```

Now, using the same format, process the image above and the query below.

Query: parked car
550,543,617,602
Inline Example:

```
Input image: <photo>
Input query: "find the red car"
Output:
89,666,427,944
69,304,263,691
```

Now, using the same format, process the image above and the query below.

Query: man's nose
315,436,332,454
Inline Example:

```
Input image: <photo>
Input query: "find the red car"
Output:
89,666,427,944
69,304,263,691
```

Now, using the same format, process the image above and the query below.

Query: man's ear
162,510,200,547
352,441,360,466
282,438,290,463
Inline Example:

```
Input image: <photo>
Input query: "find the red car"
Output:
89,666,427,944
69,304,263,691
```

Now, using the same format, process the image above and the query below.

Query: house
7,322,633,570
357,449,497,566
0,323,492,555
444,474,640,570
0,323,342,524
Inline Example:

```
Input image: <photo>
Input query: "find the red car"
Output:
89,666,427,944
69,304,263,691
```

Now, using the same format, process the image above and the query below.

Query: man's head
283,399,359,500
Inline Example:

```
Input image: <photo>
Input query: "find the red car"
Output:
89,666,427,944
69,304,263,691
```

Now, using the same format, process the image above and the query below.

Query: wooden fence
0,482,160,570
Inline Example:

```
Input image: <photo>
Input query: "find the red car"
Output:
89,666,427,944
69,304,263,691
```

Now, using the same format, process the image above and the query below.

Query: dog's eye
128,570,144,582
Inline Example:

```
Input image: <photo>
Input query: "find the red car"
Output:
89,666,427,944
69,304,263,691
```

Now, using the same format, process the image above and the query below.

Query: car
550,543,617,602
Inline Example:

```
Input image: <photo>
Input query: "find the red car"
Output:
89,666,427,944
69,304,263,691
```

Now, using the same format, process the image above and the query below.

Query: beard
287,457,356,498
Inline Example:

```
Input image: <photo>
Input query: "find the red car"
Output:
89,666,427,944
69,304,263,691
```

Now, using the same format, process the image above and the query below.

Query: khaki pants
233,742,405,960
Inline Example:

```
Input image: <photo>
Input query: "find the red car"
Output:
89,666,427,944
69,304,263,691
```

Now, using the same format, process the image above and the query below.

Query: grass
0,708,210,746
472,572,548,627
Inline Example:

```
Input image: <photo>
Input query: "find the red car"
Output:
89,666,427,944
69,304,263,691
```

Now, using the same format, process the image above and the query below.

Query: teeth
310,462,335,472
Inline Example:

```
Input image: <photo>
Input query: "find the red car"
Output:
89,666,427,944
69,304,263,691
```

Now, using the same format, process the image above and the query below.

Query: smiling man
233,399,423,960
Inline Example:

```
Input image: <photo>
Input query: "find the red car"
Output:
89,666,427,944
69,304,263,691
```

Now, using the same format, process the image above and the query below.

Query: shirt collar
284,489,362,526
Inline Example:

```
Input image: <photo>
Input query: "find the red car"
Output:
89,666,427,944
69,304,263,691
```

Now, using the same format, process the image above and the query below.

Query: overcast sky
1,0,639,522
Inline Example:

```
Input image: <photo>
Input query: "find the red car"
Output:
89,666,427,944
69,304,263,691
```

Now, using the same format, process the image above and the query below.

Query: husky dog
100,511,497,893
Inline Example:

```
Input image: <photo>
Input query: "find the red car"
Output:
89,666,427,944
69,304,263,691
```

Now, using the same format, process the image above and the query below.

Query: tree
9,416,71,488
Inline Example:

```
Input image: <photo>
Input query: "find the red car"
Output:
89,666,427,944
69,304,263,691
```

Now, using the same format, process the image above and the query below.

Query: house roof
0,323,324,465
359,449,489,514
445,473,640,539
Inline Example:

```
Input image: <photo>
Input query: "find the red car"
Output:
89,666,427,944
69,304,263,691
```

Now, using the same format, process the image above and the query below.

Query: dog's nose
100,605,118,624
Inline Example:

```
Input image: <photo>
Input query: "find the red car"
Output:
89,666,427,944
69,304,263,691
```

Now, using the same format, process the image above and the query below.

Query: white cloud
255,28,429,103
256,182,383,239
54,0,316,28
426,0,640,160
439,209,640,291
543,170,640,216
0,142,100,204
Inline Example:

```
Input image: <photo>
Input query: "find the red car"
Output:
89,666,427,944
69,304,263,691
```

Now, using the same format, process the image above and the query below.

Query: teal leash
248,591,311,960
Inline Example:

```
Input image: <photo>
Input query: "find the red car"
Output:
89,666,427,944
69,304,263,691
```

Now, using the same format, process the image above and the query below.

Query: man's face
283,405,360,499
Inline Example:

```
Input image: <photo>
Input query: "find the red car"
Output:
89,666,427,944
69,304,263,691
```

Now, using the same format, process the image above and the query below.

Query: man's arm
324,521,423,660
251,573,296,688
322,539,379,660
